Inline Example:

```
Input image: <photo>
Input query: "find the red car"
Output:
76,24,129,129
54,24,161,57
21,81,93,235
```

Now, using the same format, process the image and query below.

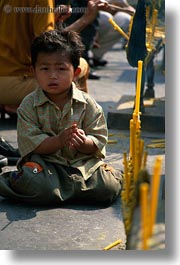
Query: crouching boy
0,29,123,205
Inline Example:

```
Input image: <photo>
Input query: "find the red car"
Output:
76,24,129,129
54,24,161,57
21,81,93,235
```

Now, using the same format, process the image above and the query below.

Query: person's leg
0,76,38,105
0,156,75,205
80,21,101,80
74,57,89,93
144,57,155,98
0,76,38,116
92,11,131,60
73,164,123,205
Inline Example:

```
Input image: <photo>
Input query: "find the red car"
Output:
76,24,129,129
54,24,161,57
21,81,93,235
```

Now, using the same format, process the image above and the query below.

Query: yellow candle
128,15,133,35
129,119,134,158
134,132,140,182
109,18,129,40
142,150,148,169
146,6,150,24
135,60,143,115
148,9,158,49
152,9,158,28
149,156,162,237
123,152,129,202
103,239,122,250
140,183,149,250
139,139,144,169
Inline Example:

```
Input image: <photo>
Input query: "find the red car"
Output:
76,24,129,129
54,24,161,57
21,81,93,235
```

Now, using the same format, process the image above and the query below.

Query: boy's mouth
48,83,58,87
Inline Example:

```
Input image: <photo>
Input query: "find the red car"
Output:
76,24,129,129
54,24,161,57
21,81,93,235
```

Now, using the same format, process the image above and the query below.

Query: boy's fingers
71,134,83,145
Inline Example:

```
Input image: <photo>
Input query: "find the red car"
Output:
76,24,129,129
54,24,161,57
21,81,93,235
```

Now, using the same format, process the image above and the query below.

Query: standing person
0,30,123,205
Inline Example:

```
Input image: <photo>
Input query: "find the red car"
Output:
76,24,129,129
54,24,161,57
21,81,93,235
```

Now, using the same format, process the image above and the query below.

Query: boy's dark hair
31,29,85,70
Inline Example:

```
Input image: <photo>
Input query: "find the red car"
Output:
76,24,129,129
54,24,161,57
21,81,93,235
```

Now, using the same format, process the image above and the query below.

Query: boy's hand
59,124,97,154
69,128,87,149
58,123,78,148
69,124,98,154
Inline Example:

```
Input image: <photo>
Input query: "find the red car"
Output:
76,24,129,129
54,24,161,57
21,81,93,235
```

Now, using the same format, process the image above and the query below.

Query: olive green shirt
17,83,108,180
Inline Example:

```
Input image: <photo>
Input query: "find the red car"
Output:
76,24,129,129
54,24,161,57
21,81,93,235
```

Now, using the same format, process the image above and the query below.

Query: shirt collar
33,87,51,107
34,82,87,107
71,82,87,104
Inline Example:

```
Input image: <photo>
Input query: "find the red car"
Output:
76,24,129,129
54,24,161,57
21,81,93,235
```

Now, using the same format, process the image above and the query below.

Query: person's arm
18,98,77,156
108,0,135,15
33,125,77,154
33,135,63,154
99,0,135,16
70,94,108,158
64,0,99,33
63,0,113,33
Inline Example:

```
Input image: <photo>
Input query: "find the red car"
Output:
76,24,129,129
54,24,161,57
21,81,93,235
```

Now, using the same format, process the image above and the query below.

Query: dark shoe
144,88,155,98
93,59,108,67
0,155,8,171
0,137,20,165
88,71,101,80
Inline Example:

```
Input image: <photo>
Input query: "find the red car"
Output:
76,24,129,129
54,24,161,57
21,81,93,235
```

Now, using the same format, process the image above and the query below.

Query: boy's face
34,52,78,99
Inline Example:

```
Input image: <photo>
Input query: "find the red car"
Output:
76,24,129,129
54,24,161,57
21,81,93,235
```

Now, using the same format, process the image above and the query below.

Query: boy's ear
30,65,35,76
74,67,81,77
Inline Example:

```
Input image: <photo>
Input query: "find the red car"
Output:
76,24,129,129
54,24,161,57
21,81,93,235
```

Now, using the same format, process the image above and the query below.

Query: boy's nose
49,71,57,79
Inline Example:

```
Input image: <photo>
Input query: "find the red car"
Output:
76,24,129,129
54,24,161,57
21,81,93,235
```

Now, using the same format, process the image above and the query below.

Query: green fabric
17,84,107,180
0,154,123,206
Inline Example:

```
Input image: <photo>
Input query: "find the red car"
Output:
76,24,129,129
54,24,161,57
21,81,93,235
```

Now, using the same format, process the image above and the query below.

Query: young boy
0,30,122,205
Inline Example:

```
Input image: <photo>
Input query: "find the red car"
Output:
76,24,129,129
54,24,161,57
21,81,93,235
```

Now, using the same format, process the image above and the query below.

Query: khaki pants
0,76,37,105
0,154,122,206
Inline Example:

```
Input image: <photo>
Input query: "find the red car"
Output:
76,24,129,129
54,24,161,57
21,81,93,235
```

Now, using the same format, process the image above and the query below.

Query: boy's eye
59,67,66,71
40,67,48,70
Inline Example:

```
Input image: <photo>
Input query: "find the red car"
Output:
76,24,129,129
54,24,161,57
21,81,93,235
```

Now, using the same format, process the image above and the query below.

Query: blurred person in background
92,0,135,67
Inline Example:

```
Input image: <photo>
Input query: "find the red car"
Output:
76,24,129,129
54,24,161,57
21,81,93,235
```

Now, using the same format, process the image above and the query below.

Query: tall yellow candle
129,119,134,158
140,183,149,250
135,60,143,115
152,9,158,37
139,139,144,169
148,9,158,49
109,18,129,40
146,6,150,24
128,15,133,35
149,156,162,237
134,132,140,182
152,9,158,28
123,152,129,202
142,150,148,169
